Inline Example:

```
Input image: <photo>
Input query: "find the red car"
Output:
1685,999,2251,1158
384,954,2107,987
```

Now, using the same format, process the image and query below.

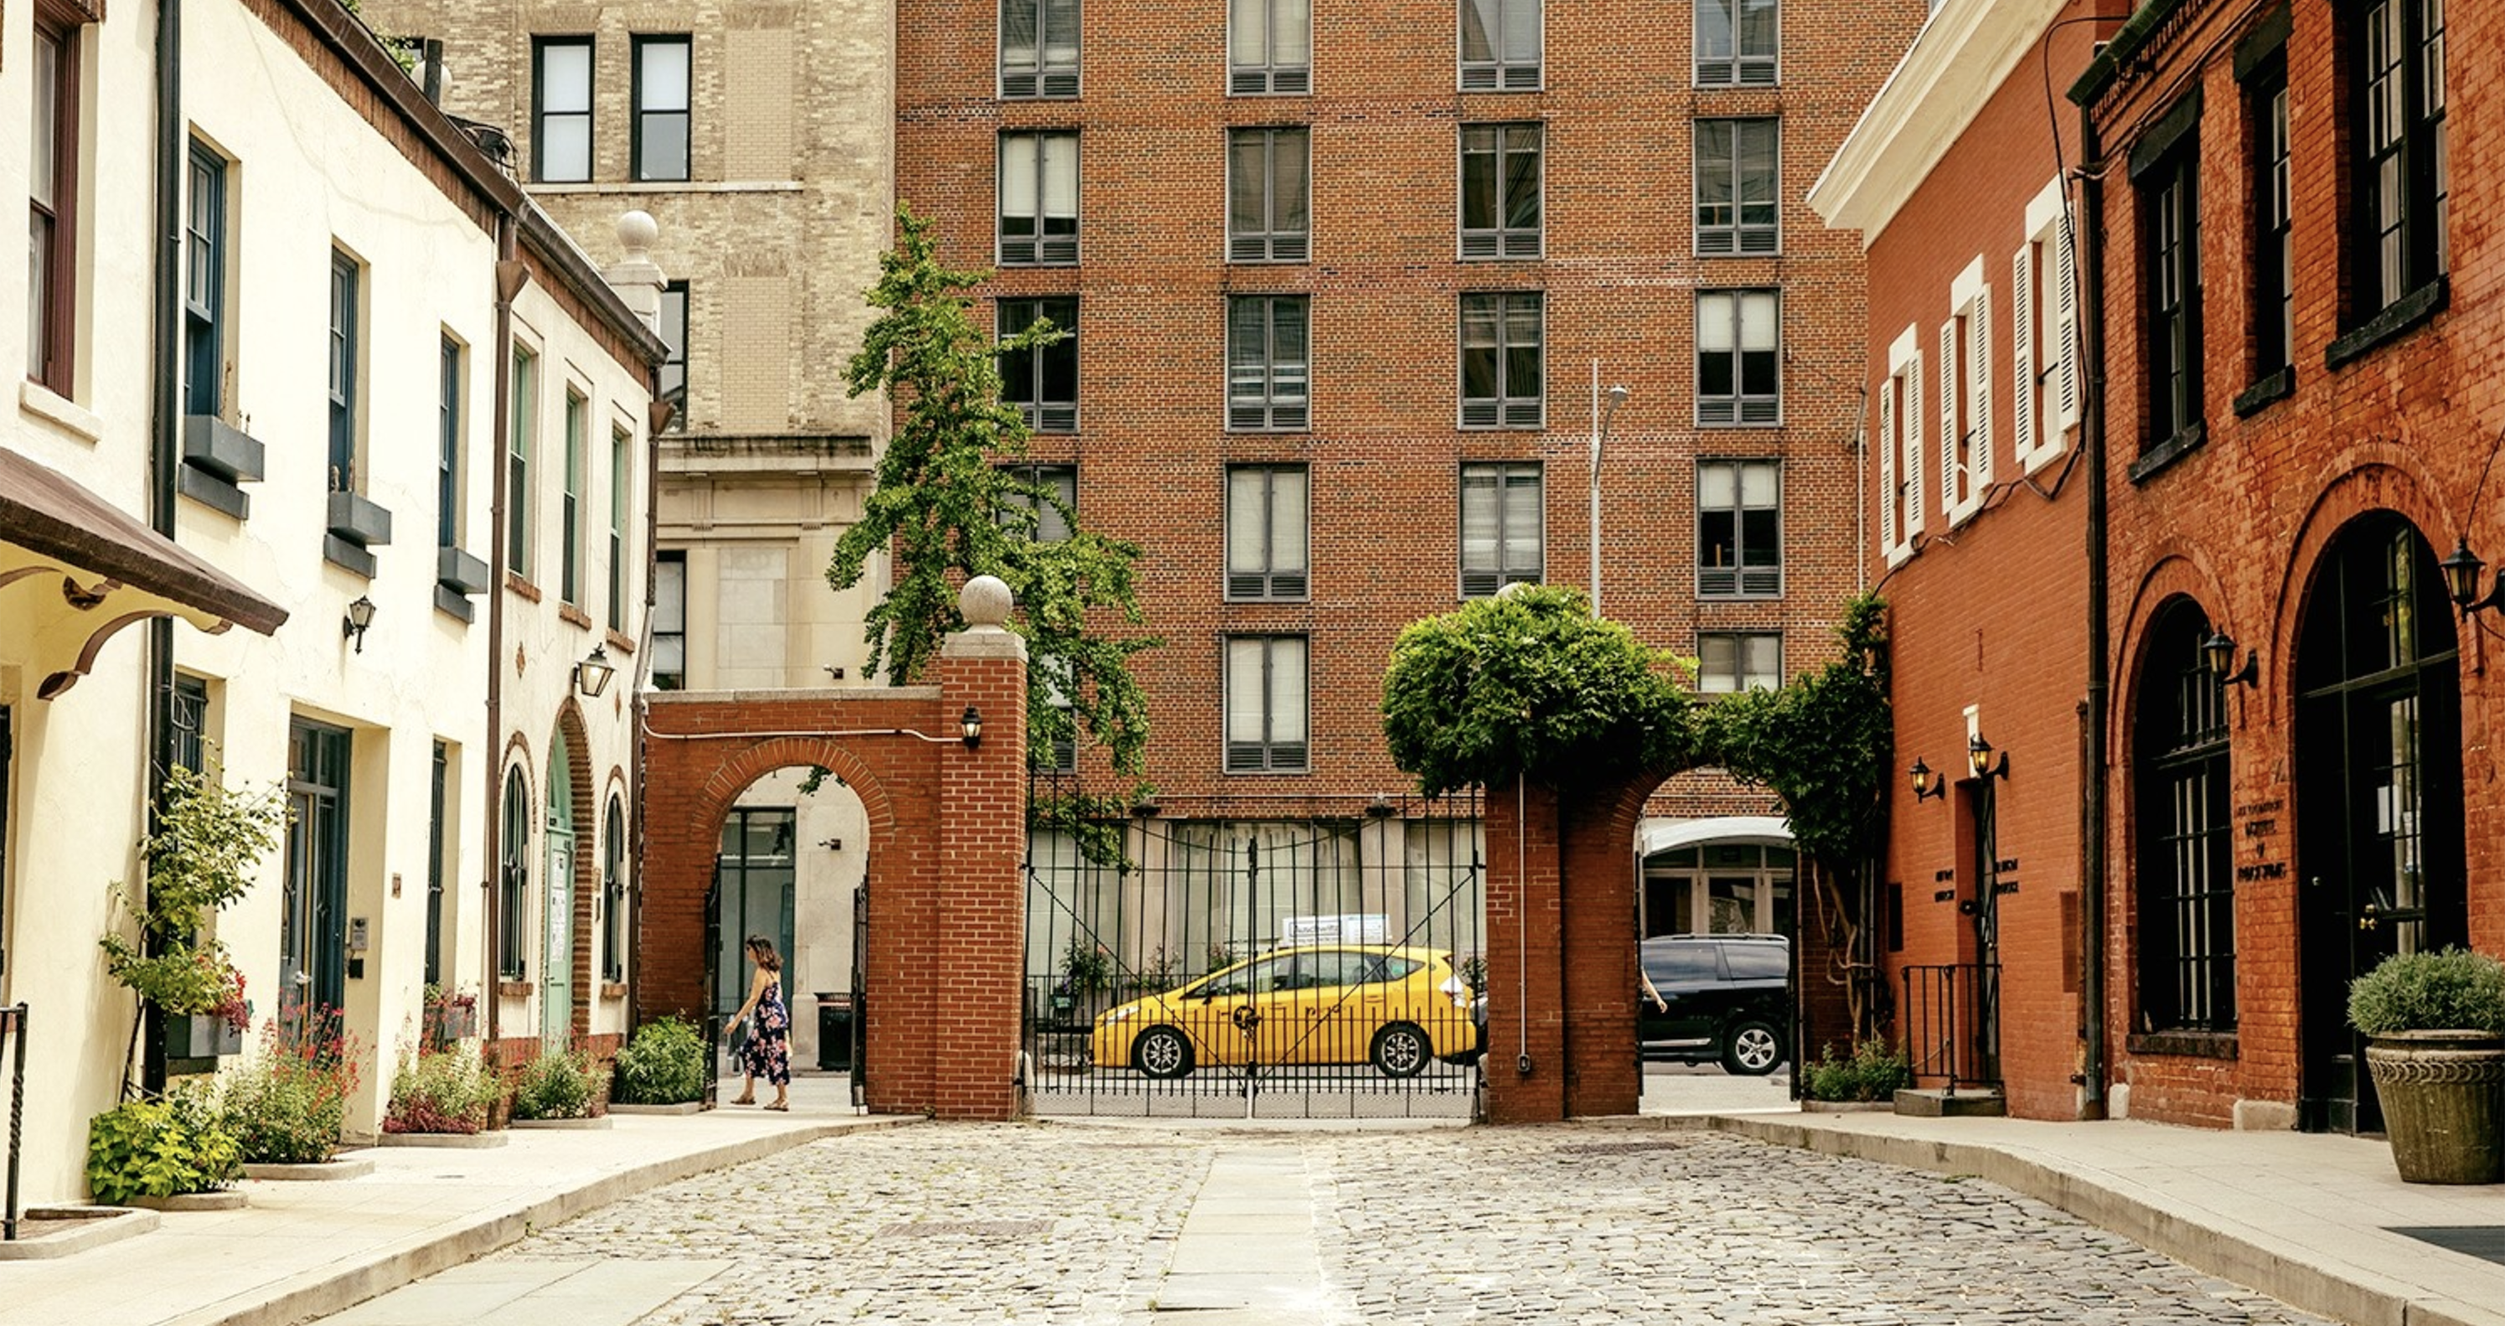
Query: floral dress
742,978,792,1086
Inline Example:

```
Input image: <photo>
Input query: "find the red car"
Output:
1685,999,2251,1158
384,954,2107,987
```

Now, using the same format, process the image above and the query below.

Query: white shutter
1878,381,1898,555
1938,319,1960,517
1904,349,1924,536
2055,214,2081,431
1969,291,1993,496
2010,246,2036,465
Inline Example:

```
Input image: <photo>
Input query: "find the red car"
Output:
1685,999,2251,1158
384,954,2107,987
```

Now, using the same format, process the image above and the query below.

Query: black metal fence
1900,963,2000,1093
1022,786,1486,1118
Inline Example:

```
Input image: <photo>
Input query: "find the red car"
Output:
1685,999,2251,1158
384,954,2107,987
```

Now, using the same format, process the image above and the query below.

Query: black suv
1638,934,1790,1075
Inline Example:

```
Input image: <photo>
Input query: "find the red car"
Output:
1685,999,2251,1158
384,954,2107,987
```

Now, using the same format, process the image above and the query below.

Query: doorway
284,720,351,1026
2294,514,2466,1133
544,731,578,1048
711,808,796,1053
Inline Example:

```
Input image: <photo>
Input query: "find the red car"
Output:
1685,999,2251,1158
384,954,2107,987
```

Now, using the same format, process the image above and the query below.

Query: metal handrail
4,1004,26,1240
1900,964,1999,1094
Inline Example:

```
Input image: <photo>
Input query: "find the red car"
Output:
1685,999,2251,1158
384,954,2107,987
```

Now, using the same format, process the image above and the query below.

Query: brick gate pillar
1483,776,1566,1123
926,576,1029,1120
1559,786,1643,1117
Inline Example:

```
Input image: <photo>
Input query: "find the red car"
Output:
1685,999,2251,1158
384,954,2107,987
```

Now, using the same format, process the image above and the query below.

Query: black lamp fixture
2439,537,2505,615
2201,630,2260,688
1968,732,2009,781
1367,792,1397,817
960,705,983,747
574,644,616,699
342,595,377,653
1909,757,1947,802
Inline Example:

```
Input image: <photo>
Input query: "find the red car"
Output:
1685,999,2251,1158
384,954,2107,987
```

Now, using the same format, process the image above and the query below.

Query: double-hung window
562,391,586,605
1228,128,1309,262
1226,464,1309,599
1460,292,1542,427
1458,462,1542,597
1694,118,1778,255
1002,0,1081,97
1459,0,1540,90
633,36,691,182
999,131,1079,264
533,36,594,183
653,551,687,689
185,143,227,416
999,296,1078,432
1697,460,1779,597
658,281,689,426
1033,656,1077,774
27,9,79,392
2011,178,2079,472
2352,0,2446,322
1001,462,1077,542
1229,0,1309,94
1224,636,1308,773
1227,295,1308,430
608,425,630,632
509,347,538,578
1697,632,1780,694
1879,325,1925,566
1696,290,1778,425
2140,123,2201,448
1695,0,1778,86
439,336,462,549
1941,259,1992,524
1460,124,1541,259
2249,60,2292,385
328,251,360,492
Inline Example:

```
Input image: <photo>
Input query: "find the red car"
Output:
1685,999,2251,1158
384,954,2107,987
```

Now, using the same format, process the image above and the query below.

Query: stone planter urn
2365,1030,2505,1184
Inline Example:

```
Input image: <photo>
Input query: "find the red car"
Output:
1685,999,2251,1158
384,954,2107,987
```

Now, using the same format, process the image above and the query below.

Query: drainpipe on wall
2076,111,2111,1118
484,215,525,1050
142,0,186,1096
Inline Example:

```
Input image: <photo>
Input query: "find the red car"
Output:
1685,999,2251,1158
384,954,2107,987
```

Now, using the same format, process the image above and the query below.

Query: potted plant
422,983,480,1046
99,765,283,1076
220,1005,365,1165
384,1041,500,1134
87,1081,241,1207
2348,946,2505,1184
510,1044,607,1123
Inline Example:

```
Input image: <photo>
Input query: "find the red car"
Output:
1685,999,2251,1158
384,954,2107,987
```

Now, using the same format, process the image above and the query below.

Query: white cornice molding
1808,0,2070,245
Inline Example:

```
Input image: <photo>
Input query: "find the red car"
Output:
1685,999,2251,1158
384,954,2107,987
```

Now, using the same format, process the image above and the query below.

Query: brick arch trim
686,739,901,847
551,698,600,1041
2268,456,2456,693
2115,553,2233,757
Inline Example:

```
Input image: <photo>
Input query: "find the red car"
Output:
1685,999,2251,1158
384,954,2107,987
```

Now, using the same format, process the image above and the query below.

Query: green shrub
87,1085,240,1204
512,1046,603,1120
221,1008,362,1164
2349,947,2505,1035
612,1017,706,1105
385,1043,499,1134
1803,1037,1913,1103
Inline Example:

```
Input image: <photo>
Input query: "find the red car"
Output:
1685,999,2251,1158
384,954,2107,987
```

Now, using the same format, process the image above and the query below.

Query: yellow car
1090,945,1477,1079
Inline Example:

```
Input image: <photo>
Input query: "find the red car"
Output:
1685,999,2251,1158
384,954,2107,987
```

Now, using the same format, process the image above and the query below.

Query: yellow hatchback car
1090,945,1477,1079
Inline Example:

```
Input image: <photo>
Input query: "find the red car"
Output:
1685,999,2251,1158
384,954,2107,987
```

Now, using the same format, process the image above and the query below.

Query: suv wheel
1721,1018,1784,1076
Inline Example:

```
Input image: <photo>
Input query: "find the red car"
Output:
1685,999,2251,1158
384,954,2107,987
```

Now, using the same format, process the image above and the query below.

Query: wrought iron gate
1022,785,1486,1118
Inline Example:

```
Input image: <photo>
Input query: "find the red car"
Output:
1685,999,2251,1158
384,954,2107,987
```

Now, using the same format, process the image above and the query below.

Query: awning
1636,815,1795,859
0,447,288,699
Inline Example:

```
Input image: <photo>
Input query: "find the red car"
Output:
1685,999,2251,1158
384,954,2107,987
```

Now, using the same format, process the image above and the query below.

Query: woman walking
730,934,791,1110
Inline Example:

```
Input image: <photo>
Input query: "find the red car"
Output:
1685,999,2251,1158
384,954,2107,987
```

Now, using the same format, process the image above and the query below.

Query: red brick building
899,0,1927,1027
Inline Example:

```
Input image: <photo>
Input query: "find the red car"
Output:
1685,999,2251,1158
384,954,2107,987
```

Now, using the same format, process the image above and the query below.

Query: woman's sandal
766,1100,789,1111
732,1095,756,1105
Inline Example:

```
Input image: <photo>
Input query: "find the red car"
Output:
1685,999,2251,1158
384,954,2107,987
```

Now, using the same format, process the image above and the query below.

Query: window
1694,118,1778,255
1458,462,1541,597
1697,632,1780,694
1697,460,1779,597
185,143,227,416
1001,462,1076,542
533,37,594,183
562,390,586,605
2134,600,2234,1033
1228,128,1309,262
438,336,462,548
27,11,79,392
632,36,691,182
609,425,629,632
509,346,537,578
1459,0,1540,90
2352,0,2446,320
171,675,209,775
1229,0,1309,94
658,281,688,427
1225,636,1308,772
1696,290,1778,426
2011,178,2079,473
1941,260,1992,524
998,131,1079,264
999,296,1078,432
499,767,530,980
1878,324,1925,566
2142,133,2201,446
1696,0,1778,86
2251,63,2292,382
1460,291,1542,427
1227,295,1309,430
1033,655,1077,774
428,741,449,987
1460,124,1541,259
601,795,627,984
1226,464,1309,599
328,251,360,491
1002,0,1081,97
653,550,686,689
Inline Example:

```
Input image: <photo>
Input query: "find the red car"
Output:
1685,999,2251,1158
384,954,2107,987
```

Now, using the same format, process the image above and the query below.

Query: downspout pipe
485,217,524,1050
2077,109,2111,1117
143,0,185,1096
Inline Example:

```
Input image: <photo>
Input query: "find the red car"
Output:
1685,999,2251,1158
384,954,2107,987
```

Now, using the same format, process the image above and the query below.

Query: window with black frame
532,36,593,183
632,36,691,182
602,794,627,983
2248,57,2292,385
499,768,530,980
1000,296,1078,432
2134,600,2234,1034
2140,120,2201,448
185,142,226,417
2350,0,2446,323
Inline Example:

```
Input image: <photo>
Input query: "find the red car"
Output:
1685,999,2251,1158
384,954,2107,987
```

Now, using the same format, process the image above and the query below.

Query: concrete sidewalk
0,1075,911,1326
1660,1108,2505,1326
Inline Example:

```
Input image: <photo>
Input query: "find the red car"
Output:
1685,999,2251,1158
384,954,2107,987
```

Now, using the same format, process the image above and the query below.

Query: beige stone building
361,0,897,1060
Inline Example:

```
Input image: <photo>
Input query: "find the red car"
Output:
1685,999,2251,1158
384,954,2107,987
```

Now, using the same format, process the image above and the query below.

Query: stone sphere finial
615,210,660,256
960,575,1013,628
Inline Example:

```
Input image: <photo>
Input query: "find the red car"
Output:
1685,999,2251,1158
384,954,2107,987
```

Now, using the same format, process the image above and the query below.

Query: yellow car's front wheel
1133,1026,1194,1079
1370,1023,1430,1078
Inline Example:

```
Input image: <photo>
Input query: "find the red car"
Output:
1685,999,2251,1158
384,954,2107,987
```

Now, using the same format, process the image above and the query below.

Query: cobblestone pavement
498,1123,2337,1325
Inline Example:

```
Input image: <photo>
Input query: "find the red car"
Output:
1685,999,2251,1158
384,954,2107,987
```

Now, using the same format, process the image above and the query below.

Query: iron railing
1900,963,2000,1093
3,1005,25,1240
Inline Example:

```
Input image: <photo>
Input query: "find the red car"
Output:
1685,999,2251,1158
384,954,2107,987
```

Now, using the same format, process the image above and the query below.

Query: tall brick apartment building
902,0,1925,1011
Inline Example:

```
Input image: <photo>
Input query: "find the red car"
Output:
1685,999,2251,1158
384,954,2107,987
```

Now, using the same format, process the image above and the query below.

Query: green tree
828,204,1157,785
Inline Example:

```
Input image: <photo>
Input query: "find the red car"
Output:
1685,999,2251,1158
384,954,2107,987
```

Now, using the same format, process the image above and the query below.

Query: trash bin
817,994,854,1072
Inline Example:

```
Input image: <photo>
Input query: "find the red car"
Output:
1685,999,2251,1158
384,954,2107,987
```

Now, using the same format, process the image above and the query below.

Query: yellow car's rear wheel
1370,1022,1430,1078
1133,1026,1193,1079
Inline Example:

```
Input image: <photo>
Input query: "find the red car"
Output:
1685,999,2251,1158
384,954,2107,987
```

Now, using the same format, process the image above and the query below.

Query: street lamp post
1588,360,1630,618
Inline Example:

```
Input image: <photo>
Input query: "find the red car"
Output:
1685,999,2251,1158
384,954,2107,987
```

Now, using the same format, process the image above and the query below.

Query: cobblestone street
488,1123,2337,1325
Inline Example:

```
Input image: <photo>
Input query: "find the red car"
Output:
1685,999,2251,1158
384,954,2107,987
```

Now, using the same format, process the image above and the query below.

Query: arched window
500,766,531,980
2133,598,2234,1033
601,794,628,983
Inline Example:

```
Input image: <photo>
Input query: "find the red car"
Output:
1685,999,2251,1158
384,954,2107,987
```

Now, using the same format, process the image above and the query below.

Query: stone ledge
129,1190,248,1212
0,1206,157,1260
377,1130,510,1148
1893,1088,2007,1117
243,1157,377,1181
609,1101,704,1115
511,1116,614,1130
